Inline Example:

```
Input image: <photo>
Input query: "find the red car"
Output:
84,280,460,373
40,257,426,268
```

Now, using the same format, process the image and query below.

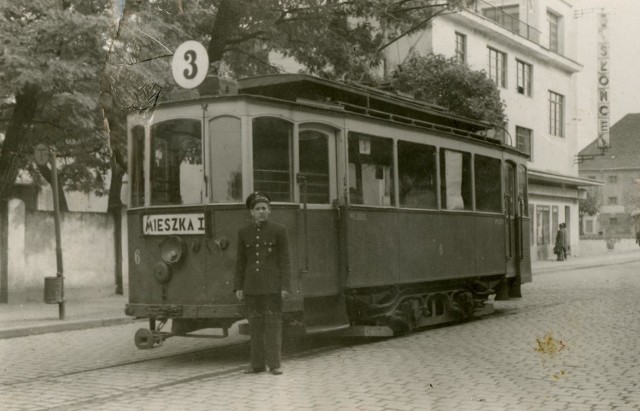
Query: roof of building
579,113,640,171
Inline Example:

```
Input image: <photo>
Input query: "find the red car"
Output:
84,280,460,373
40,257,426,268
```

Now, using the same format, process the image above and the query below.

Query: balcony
466,0,541,44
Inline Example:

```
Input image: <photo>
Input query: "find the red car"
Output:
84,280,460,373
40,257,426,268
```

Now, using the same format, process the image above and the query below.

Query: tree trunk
36,164,70,212
107,143,126,295
207,0,246,66
0,85,40,202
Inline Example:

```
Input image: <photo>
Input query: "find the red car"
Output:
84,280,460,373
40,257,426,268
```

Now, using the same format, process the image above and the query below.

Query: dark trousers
245,293,283,370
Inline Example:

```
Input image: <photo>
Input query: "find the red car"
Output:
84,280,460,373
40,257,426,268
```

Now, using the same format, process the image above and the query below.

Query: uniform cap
246,191,271,209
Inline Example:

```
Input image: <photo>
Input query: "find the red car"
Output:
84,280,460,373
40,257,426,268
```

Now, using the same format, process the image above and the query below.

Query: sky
574,0,640,149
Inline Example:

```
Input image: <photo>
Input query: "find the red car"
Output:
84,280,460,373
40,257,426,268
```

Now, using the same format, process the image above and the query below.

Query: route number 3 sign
171,41,209,89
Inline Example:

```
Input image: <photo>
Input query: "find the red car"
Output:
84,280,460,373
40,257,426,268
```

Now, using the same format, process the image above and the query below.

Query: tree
0,0,112,210
390,53,506,126
102,0,468,204
579,186,601,235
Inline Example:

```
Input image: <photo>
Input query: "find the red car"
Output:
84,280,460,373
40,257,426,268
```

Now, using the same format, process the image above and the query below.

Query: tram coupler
134,328,172,349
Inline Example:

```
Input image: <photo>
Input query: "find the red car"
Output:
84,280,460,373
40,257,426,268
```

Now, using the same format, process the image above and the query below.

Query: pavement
1,249,639,340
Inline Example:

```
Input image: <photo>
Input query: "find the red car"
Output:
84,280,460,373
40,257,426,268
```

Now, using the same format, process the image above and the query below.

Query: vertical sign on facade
597,11,610,148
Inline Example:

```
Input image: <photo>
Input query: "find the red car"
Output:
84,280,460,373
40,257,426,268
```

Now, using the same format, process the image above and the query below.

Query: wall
580,238,639,255
7,199,124,302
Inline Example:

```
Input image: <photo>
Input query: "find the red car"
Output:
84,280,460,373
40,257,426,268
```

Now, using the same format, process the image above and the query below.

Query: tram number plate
143,213,205,235
349,212,367,221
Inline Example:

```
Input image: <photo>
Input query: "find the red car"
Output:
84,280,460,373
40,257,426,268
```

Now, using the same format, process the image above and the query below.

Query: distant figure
635,216,640,246
561,223,569,259
555,224,565,261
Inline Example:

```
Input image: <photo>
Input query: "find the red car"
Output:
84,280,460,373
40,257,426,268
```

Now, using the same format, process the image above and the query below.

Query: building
382,0,599,259
578,113,640,237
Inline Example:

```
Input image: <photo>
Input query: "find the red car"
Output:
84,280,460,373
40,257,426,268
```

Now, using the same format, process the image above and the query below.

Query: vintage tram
125,74,531,349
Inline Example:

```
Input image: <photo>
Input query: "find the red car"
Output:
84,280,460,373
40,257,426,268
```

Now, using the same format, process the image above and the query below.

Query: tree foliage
390,53,506,125
579,186,601,218
1,0,466,208
0,0,112,209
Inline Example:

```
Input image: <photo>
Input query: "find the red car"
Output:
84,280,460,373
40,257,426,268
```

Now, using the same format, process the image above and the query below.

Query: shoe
243,367,265,374
270,368,283,375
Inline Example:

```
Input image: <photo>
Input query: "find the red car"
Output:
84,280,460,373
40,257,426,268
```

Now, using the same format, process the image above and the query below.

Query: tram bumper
124,303,245,319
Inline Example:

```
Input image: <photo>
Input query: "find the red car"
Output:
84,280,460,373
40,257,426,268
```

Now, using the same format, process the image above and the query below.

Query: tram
125,74,531,349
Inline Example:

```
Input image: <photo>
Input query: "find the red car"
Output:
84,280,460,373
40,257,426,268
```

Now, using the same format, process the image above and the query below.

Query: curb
533,257,640,275
0,317,136,340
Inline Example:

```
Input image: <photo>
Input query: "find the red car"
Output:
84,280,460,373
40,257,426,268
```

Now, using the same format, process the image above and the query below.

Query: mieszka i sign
172,41,209,89
597,12,610,149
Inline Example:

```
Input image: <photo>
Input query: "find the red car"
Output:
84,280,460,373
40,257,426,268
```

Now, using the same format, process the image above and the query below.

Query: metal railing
466,0,541,44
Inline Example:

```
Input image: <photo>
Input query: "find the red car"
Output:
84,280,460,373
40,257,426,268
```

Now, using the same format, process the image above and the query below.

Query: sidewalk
0,293,134,339
1,249,639,340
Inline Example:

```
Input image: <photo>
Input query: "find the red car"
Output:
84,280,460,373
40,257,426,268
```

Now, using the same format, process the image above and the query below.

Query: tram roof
237,74,490,133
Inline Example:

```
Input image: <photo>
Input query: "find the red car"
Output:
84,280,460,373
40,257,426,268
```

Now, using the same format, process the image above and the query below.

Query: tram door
504,162,519,279
296,128,349,332
504,161,527,296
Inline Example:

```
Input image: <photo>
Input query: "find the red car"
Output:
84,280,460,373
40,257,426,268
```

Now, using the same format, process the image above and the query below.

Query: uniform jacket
234,220,292,295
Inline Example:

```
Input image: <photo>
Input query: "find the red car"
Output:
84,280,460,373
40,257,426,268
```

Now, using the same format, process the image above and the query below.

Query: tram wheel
134,328,155,350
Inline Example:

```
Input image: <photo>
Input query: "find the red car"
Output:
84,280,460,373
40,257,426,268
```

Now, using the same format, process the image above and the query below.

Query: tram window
440,150,472,210
518,164,528,215
130,125,145,207
348,133,394,206
299,130,330,204
150,119,203,206
398,141,437,209
210,116,242,203
474,155,502,212
253,117,293,202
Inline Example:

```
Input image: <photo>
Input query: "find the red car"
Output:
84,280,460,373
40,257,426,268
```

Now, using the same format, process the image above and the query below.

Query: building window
536,205,550,245
516,60,532,96
516,126,532,157
607,175,617,183
585,220,594,234
549,91,564,137
547,10,562,53
455,32,467,64
588,176,596,180
609,217,618,225
608,196,617,205
488,47,507,88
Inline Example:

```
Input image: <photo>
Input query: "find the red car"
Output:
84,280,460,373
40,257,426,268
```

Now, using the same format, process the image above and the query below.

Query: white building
382,0,599,259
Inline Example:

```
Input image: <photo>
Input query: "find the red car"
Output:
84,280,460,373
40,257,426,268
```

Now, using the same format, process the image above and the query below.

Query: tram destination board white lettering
143,214,205,235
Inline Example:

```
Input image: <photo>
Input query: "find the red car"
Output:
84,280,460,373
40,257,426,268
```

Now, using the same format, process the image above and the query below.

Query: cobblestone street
2,260,640,410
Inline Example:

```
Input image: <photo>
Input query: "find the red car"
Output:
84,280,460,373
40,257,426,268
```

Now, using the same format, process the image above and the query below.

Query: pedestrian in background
554,224,565,261
561,222,569,259
234,192,291,375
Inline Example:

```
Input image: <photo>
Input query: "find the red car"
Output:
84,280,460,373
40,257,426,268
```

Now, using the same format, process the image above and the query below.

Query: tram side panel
474,214,508,277
396,212,477,282
344,208,400,288
346,209,501,288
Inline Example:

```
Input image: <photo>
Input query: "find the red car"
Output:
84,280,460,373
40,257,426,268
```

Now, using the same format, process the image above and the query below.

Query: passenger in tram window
234,192,292,376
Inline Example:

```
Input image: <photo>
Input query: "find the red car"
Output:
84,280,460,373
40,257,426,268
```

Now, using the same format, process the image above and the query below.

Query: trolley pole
50,150,65,319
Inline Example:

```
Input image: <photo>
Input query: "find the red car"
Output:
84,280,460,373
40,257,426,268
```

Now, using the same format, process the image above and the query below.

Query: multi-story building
382,0,599,259
578,113,640,237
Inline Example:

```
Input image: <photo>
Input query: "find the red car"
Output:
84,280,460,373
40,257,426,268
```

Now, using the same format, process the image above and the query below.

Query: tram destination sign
143,213,205,235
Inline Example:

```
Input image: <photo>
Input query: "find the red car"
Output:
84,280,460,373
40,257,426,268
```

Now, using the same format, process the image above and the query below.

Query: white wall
7,199,124,302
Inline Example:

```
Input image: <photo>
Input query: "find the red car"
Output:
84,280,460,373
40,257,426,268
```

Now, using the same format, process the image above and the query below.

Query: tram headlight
153,261,172,284
160,236,185,264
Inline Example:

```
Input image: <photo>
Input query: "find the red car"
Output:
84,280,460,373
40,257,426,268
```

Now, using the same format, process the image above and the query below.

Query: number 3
183,50,197,80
